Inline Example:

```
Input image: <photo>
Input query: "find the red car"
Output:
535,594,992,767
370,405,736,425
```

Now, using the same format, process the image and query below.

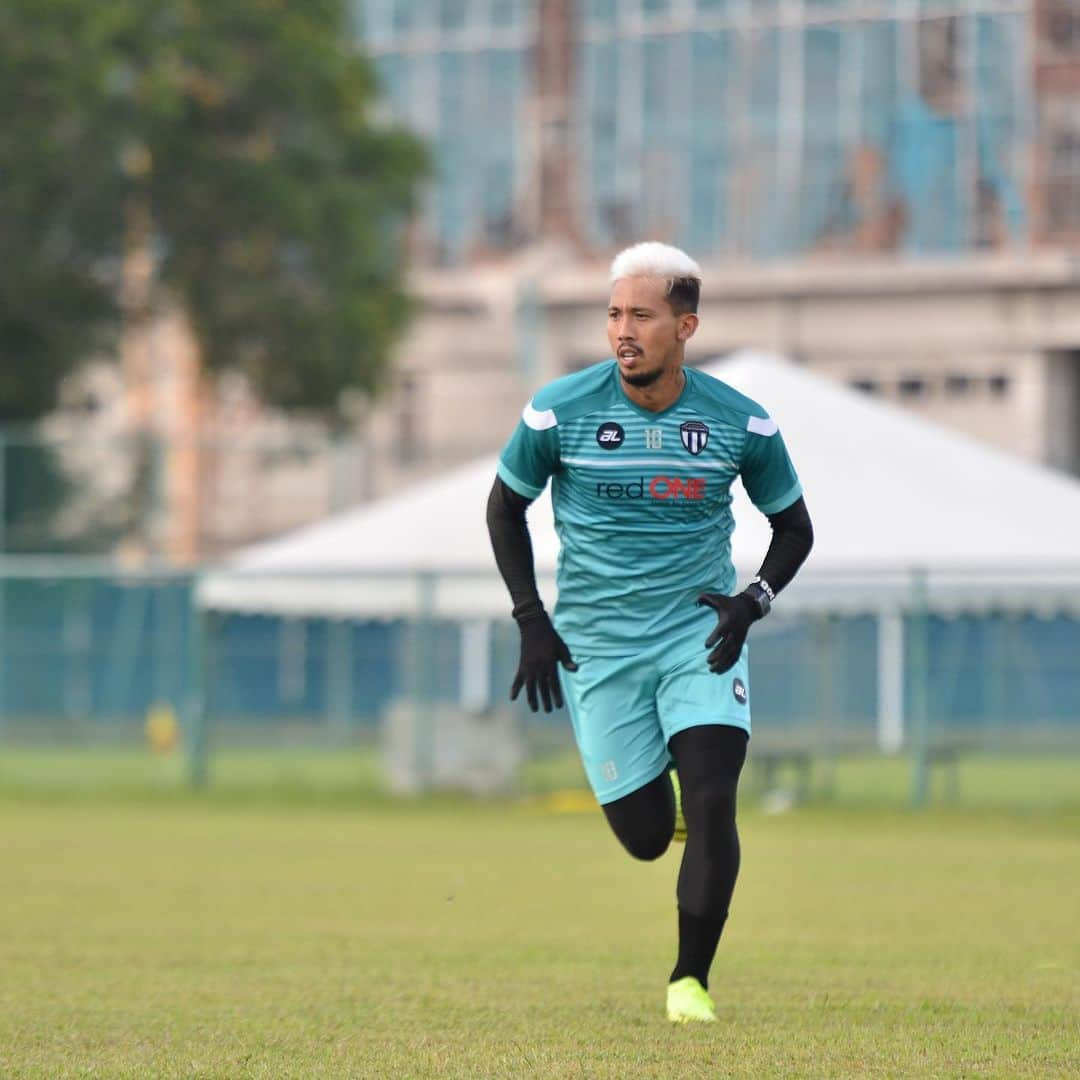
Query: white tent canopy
198,351,1080,618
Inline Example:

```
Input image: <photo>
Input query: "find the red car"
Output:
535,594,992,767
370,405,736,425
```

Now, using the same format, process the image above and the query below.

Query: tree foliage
0,0,427,425
0,0,127,422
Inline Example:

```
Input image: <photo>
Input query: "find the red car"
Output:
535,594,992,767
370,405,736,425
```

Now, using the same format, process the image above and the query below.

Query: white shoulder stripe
523,401,557,431
747,415,778,436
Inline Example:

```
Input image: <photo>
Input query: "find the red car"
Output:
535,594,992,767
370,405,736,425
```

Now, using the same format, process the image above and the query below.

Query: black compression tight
601,725,749,987
601,724,749,920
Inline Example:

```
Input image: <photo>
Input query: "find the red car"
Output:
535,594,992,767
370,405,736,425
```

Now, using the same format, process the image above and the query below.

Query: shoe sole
667,1012,717,1023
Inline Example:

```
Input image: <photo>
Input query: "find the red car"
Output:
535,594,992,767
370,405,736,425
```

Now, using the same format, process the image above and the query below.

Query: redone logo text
596,476,706,500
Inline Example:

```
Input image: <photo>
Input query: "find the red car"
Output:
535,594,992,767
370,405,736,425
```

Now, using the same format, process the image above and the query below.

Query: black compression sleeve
486,476,543,618
756,496,814,596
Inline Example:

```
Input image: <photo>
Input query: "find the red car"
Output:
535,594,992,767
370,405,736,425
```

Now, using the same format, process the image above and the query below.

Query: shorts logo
681,421,710,455
733,677,747,705
602,760,618,781
596,422,625,450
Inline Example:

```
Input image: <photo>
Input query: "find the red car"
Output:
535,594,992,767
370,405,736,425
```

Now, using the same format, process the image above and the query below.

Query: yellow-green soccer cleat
666,976,717,1023
670,769,686,843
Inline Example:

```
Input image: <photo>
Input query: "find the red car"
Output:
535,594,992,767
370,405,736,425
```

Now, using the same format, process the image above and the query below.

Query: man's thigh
655,626,752,744
559,653,671,805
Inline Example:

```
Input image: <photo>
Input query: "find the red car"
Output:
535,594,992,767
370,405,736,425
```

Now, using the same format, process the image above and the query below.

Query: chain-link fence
1,563,1078,809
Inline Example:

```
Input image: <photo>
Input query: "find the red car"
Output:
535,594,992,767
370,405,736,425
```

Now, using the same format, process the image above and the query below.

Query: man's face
607,276,695,388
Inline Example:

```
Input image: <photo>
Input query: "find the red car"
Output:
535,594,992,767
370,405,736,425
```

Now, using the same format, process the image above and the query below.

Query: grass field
0,751,1078,1077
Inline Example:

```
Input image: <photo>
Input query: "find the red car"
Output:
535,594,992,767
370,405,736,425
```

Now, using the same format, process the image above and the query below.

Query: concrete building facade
45,3,1080,558
355,0,1080,491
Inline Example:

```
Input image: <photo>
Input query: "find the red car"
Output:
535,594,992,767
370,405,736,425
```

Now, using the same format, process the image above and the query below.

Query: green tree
0,1,128,549
0,0,426,549
0,0,425,424
0,1,127,423
131,0,427,420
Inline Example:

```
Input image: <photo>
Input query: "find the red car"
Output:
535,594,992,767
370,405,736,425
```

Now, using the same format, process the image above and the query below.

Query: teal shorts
558,620,751,805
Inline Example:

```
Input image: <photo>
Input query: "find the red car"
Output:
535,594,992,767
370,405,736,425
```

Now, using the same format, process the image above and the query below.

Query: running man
486,242,814,1023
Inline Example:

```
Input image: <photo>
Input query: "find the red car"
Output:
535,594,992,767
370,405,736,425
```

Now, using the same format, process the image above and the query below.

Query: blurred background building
360,0,1080,500
9,0,1080,559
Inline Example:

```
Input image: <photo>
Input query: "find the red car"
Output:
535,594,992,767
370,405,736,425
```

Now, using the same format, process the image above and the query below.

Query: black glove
510,603,578,713
696,592,761,675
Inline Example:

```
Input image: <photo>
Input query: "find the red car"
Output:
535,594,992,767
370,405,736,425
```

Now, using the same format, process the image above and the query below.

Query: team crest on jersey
680,421,710,455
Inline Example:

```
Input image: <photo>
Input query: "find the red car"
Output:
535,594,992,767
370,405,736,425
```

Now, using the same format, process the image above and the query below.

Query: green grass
0,753,1077,1077
3,743,1080,809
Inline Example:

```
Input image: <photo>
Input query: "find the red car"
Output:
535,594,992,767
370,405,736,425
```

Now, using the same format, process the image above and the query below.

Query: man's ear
677,313,699,342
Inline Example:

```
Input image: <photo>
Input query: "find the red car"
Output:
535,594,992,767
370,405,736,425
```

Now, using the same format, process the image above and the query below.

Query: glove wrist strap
742,581,772,620
751,576,775,603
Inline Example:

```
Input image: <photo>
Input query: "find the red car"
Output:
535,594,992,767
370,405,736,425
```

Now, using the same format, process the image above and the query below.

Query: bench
748,733,970,805
748,743,816,802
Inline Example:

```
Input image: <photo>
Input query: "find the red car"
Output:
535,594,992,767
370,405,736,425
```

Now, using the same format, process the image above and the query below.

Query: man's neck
621,364,686,413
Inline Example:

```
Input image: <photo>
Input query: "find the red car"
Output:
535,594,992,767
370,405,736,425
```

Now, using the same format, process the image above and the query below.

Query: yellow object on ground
145,703,180,754
534,789,597,814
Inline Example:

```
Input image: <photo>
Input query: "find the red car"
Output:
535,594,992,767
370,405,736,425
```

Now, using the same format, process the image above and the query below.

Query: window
392,0,416,33
898,375,928,399
945,373,973,396
850,378,879,395
354,1,533,265
491,0,520,28
1043,1,1080,52
988,374,1011,398
1048,121,1080,233
439,0,467,31
918,16,960,114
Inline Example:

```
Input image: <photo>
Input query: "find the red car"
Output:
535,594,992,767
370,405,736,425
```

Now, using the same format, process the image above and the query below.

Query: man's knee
602,773,675,861
616,823,672,862
682,781,737,833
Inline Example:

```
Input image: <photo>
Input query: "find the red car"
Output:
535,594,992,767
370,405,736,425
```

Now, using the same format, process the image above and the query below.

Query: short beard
621,366,665,389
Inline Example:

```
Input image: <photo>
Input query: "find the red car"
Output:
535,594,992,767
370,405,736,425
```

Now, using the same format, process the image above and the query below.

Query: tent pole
908,570,931,808
186,589,210,790
413,572,437,788
815,613,837,798
326,618,353,743
877,611,905,753
460,617,492,712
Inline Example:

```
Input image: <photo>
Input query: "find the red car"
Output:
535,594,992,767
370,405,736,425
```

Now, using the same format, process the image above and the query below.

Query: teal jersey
497,360,803,656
